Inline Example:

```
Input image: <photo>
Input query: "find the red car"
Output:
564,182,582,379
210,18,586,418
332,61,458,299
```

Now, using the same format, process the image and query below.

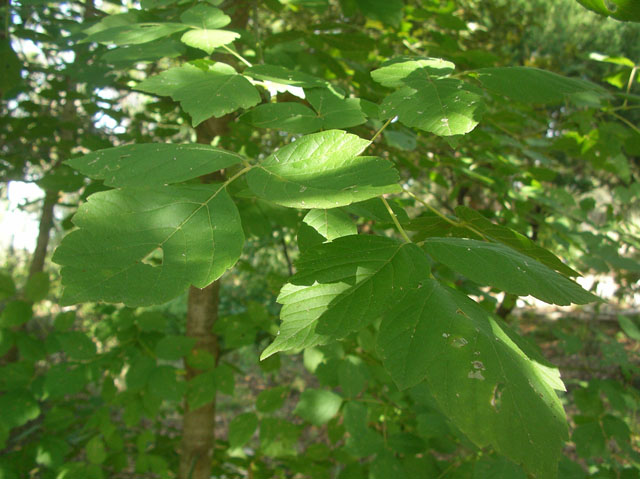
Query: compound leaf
246,130,400,208
53,184,244,306
377,279,568,479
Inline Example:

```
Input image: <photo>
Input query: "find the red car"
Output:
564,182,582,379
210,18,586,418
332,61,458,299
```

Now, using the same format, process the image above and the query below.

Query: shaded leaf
294,389,342,425
261,235,430,358
241,102,322,133
82,23,189,46
476,67,606,104
244,64,329,88
303,208,356,241
306,88,367,129
575,0,640,21
101,38,186,64
377,280,568,479
422,237,598,305
66,143,243,187
229,412,258,448
455,206,579,277
53,185,244,306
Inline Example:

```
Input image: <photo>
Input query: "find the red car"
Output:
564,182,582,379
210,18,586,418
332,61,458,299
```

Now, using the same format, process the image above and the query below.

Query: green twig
403,187,489,240
221,43,253,68
381,196,411,243
608,110,640,135
623,65,638,108
371,117,393,143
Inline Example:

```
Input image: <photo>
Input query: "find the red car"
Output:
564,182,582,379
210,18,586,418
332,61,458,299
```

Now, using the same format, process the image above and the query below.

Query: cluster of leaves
1,0,639,478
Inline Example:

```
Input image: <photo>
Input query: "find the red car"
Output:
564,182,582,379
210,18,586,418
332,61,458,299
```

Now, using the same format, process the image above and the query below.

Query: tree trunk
178,4,250,477
179,281,221,479
28,189,57,277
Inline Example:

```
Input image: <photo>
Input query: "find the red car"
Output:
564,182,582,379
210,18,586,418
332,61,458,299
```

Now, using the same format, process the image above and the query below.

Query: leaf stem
221,44,253,68
370,117,394,143
608,110,640,135
381,196,411,243
224,164,254,186
403,187,488,240
623,65,638,108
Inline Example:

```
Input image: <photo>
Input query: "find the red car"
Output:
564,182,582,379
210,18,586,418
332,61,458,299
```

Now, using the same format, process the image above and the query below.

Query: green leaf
0,271,16,300
228,412,258,448
476,67,606,104
377,280,568,479
256,386,289,413
474,456,527,479
101,38,186,64
305,88,367,129
155,335,196,360
148,365,185,402
303,209,356,241
180,5,231,29
422,237,598,305
246,130,401,208
0,300,32,327
86,436,107,465
380,79,484,136
44,364,87,398
82,23,189,46
186,371,216,409
24,272,49,302
454,206,579,277
241,102,322,134
618,315,640,340
0,392,40,429
66,143,244,187
371,57,455,88
294,389,342,425
136,62,260,126
261,235,429,359
337,356,367,397
575,0,640,21
343,402,384,457
180,29,240,55
57,331,97,360
53,185,244,306
573,421,606,458
355,0,404,27
260,418,300,458
244,64,329,88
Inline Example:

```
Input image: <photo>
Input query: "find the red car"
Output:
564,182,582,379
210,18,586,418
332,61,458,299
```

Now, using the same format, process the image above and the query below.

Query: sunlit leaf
246,130,400,208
